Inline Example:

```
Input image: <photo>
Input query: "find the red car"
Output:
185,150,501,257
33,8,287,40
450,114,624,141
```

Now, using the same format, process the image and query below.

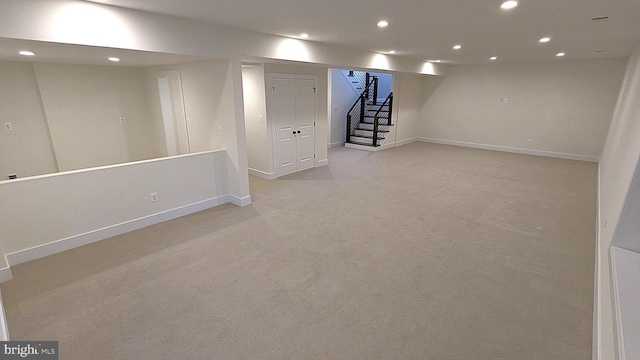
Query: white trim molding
316,159,329,167
248,168,275,180
594,164,602,360
0,288,9,341
0,265,11,283
610,246,640,360
328,142,345,148
394,138,417,147
3,195,230,268
229,195,252,207
418,138,599,163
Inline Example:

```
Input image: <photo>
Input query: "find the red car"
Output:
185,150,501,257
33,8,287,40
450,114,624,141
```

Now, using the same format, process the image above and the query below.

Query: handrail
374,92,393,124
372,92,394,146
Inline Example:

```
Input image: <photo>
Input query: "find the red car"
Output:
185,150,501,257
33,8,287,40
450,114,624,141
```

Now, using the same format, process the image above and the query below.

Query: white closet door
271,76,316,178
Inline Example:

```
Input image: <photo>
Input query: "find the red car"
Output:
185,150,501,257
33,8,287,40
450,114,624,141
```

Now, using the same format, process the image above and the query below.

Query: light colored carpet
1,142,596,359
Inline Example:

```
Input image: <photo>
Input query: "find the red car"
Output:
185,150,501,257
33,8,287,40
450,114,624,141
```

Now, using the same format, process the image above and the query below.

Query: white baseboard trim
229,194,252,207
594,164,602,360
248,168,275,180
345,143,382,152
0,289,9,341
316,159,329,167
328,142,345,148
394,137,418,147
4,195,230,268
610,246,640,360
0,264,12,283
417,138,600,163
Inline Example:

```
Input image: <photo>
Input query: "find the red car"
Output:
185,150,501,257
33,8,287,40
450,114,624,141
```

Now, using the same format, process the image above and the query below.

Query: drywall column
223,57,251,205
597,46,640,360
242,64,270,176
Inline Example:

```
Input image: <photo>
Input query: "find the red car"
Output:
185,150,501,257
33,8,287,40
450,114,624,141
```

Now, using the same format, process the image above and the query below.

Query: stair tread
351,135,386,140
356,128,389,132
361,120,394,125
348,140,380,147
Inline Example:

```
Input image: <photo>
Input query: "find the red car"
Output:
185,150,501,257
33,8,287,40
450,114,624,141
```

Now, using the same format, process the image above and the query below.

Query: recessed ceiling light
501,1,518,9
556,52,565,57
300,33,309,39
19,50,35,56
434,60,441,63
453,45,462,50
377,20,389,28
388,50,396,54
108,57,120,62
539,37,551,43
490,56,498,60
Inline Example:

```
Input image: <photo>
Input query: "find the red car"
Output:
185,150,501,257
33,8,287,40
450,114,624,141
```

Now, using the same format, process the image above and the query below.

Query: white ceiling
84,0,640,64
0,38,207,66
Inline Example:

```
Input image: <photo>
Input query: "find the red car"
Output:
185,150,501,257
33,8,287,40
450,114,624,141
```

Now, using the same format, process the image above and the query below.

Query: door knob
297,130,301,134
292,131,296,135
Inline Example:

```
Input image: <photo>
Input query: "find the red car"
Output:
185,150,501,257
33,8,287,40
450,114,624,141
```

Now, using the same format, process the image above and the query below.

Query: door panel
295,79,316,171
273,78,297,177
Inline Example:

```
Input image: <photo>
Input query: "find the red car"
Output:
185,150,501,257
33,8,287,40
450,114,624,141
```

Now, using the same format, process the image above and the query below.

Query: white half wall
0,150,230,281
597,45,640,360
418,58,627,159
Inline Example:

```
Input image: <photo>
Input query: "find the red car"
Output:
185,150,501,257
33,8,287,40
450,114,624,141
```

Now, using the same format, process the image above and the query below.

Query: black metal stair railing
371,92,394,147
347,70,369,93
346,74,378,144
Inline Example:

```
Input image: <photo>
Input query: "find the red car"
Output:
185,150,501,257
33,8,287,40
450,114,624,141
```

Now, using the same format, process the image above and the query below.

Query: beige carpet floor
1,142,597,359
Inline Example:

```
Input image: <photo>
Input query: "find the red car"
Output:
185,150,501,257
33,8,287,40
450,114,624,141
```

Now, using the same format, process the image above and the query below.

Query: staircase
345,72,394,148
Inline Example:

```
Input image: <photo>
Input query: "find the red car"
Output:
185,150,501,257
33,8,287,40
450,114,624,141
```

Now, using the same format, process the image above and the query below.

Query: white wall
34,62,162,171
329,69,359,147
145,58,250,203
242,65,270,173
391,73,425,145
418,58,627,159
597,45,640,360
146,59,235,154
0,151,229,280
0,61,57,178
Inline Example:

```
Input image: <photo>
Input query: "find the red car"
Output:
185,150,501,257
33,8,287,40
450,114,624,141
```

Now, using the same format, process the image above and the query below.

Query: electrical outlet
4,123,12,131
501,97,510,104
150,192,158,202
6,173,17,180
218,127,223,134
527,138,532,144
258,115,263,123
120,117,126,124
